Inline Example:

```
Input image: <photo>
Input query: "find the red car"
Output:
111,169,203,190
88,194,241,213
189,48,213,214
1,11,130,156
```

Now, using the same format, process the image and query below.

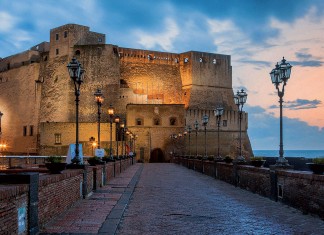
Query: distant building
0,24,252,162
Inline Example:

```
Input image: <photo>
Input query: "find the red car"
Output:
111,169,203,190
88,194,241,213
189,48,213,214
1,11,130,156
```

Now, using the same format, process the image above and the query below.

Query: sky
1,0,324,150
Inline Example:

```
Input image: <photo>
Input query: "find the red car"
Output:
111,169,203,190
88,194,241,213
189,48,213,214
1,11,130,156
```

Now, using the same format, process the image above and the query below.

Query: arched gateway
150,148,165,163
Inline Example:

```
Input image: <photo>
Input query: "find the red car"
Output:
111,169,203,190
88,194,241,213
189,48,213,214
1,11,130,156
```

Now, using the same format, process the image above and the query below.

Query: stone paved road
116,163,324,235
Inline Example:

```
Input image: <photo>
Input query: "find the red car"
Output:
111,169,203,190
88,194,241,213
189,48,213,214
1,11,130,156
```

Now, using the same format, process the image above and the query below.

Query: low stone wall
172,156,324,220
0,157,135,234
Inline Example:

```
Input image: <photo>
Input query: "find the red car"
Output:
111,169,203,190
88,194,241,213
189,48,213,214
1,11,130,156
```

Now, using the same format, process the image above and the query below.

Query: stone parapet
172,156,324,219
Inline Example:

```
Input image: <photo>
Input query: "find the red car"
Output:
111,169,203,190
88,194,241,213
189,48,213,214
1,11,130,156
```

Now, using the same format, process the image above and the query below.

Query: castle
0,24,252,162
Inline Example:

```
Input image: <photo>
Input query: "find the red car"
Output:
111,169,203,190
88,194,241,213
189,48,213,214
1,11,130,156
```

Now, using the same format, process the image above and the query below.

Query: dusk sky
1,0,324,150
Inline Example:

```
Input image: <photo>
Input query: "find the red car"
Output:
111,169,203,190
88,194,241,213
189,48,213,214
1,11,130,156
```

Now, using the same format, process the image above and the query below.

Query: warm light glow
108,104,114,116
92,142,97,147
114,116,120,123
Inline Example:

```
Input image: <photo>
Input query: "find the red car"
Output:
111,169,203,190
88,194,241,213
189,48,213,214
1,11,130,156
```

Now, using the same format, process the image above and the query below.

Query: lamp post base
270,157,293,169
234,155,246,163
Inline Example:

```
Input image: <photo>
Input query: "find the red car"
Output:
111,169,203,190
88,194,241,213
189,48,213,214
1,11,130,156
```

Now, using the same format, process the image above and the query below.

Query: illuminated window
55,133,62,145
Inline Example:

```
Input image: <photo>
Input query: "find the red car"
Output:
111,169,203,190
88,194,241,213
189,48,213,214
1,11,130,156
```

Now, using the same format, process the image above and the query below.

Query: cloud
0,11,18,32
269,99,322,110
133,18,179,51
245,105,324,150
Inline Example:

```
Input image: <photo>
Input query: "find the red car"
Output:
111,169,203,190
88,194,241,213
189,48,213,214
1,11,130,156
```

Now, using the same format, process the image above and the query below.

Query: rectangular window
223,120,227,127
64,31,68,38
98,38,102,42
54,133,62,145
136,118,143,126
56,49,59,55
55,33,59,40
23,126,27,136
170,117,177,126
29,125,34,136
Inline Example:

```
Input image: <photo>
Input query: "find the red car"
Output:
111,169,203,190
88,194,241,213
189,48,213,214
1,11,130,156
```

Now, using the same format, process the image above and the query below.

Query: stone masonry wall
0,63,41,154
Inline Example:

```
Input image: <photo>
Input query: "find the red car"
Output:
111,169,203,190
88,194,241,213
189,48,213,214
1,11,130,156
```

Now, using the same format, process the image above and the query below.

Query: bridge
42,163,323,234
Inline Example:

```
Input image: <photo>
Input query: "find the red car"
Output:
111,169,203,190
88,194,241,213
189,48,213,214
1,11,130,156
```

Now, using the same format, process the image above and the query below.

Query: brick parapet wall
38,170,83,226
0,185,29,234
172,157,324,219
0,159,135,233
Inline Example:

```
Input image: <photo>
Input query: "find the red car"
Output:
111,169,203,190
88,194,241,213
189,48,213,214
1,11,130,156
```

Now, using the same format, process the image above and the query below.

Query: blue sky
1,0,324,150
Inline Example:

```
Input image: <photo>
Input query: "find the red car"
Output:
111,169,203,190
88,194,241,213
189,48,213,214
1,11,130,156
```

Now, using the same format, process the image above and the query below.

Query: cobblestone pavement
41,164,142,235
116,164,324,235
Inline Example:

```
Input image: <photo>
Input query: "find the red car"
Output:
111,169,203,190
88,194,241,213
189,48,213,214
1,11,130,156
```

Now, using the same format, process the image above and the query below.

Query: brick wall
38,170,83,226
0,185,29,235
0,159,135,233
173,157,324,219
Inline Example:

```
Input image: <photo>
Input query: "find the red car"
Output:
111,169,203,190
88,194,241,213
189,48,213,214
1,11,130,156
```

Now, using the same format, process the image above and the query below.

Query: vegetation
87,156,100,165
224,155,233,163
46,156,63,163
313,157,324,164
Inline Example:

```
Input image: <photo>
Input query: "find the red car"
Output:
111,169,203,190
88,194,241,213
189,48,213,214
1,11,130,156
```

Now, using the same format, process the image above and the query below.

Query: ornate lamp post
0,111,3,135
202,115,209,158
234,89,247,161
133,134,138,155
269,57,292,166
194,120,199,156
89,137,95,156
170,134,178,155
120,122,125,157
67,58,85,164
94,89,103,149
214,107,224,158
114,116,120,158
187,126,192,156
108,104,115,159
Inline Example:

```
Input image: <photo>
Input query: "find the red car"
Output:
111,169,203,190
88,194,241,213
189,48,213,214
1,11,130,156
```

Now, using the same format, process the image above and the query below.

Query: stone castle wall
0,63,41,154
0,23,252,158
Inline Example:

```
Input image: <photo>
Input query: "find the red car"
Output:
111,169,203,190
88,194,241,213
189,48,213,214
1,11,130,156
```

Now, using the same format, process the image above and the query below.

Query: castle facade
0,24,252,162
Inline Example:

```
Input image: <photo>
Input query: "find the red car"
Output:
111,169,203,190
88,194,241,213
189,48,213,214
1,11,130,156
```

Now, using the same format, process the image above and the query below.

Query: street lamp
269,57,292,166
234,89,247,161
0,111,3,135
67,58,85,164
187,125,192,156
108,104,115,159
214,107,224,158
89,136,95,156
194,120,199,156
202,114,209,158
170,134,178,155
94,89,103,149
114,116,120,158
120,122,125,157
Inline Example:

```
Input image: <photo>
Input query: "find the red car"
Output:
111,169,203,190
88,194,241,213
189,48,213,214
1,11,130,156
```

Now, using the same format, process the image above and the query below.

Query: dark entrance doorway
150,148,165,163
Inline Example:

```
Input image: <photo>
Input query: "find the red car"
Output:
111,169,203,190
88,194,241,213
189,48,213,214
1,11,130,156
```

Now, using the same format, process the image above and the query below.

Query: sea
253,150,324,159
